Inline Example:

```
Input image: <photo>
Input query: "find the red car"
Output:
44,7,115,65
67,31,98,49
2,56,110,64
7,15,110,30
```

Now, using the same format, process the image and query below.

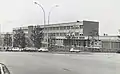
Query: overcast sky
0,0,119,35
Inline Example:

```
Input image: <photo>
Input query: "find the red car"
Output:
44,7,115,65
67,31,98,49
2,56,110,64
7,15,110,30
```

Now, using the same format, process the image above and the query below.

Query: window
55,27,58,30
75,32,79,36
71,26,74,29
55,33,58,36
49,27,51,30
48,33,50,36
44,28,47,30
64,26,67,30
64,33,66,36
55,27,59,30
60,27,62,30
60,33,62,36
72,25,79,29
80,25,83,29
51,27,54,30
56,33,59,36
79,41,81,46
53,27,56,30
67,26,70,29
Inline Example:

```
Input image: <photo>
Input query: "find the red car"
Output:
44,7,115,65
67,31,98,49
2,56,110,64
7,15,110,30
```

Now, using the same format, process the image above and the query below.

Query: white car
38,48,48,52
12,47,20,51
24,47,38,52
70,48,81,52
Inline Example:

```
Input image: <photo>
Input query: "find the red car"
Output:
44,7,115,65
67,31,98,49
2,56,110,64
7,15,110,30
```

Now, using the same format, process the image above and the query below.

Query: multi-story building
0,32,12,50
41,20,99,51
12,20,99,49
12,20,120,52
13,25,43,47
13,26,28,36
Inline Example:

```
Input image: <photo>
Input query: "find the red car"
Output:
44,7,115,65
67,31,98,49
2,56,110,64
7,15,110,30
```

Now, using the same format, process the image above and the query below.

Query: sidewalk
49,51,93,54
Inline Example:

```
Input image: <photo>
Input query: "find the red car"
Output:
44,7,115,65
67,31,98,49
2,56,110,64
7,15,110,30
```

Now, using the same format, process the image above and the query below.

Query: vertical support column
12,32,14,47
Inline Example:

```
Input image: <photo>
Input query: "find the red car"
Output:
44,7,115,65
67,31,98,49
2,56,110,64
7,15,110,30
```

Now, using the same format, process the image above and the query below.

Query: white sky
0,0,120,35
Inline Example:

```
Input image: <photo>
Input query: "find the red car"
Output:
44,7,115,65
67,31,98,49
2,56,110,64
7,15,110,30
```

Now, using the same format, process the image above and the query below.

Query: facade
83,21,99,36
13,25,43,47
12,20,120,52
83,36,120,52
0,32,12,49
42,20,99,47
99,36,120,52
13,26,28,36
12,20,99,50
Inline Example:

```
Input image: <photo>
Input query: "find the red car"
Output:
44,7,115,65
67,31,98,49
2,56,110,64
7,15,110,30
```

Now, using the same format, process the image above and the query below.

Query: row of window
45,33,83,37
44,25,83,30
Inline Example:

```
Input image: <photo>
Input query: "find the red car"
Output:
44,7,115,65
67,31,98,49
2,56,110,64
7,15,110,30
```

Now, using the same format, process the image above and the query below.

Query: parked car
24,47,38,52
6,48,12,51
70,48,81,53
116,50,120,53
12,47,20,52
19,48,24,52
87,47,101,52
38,48,48,52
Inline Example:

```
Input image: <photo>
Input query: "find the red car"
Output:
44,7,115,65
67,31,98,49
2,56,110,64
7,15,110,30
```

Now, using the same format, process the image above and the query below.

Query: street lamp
34,2,46,25
34,1,46,48
47,5,58,50
34,2,59,49
48,5,59,24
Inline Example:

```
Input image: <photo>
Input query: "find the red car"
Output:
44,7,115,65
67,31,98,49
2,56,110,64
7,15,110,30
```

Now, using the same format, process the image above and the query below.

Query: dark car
116,50,120,53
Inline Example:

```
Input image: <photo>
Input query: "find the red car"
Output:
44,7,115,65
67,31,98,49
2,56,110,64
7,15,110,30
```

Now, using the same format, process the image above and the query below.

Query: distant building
13,26,28,36
13,25,43,47
84,36,120,52
0,32,12,49
98,36,120,52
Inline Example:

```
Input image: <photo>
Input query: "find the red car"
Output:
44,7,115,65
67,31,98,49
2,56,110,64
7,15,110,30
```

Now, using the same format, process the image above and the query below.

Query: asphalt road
0,52,120,74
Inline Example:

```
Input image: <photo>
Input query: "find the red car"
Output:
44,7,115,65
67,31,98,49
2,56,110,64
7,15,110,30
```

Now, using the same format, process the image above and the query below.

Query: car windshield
0,0,120,74
0,66,1,74
2,65,10,74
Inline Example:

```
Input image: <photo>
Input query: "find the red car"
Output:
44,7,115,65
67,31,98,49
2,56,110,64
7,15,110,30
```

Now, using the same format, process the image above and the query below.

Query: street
0,52,120,74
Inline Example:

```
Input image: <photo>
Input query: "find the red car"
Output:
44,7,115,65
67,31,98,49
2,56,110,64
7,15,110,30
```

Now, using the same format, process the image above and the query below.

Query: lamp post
34,2,46,48
34,2,59,49
47,5,58,50
48,5,59,24
34,2,46,25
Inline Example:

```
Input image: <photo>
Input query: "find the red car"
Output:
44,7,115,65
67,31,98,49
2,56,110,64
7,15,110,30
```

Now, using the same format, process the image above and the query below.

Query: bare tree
3,33,12,47
30,26,43,49
13,28,26,48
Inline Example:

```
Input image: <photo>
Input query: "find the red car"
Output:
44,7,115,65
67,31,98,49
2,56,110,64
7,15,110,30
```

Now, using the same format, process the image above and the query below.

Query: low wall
49,46,119,53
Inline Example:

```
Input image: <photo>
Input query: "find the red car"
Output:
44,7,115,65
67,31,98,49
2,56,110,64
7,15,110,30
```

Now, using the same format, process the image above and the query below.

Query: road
0,52,120,74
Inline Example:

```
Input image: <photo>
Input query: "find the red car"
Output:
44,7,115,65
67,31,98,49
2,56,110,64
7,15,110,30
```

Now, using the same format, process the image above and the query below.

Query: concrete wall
83,20,99,36
102,41,120,49
28,26,34,37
